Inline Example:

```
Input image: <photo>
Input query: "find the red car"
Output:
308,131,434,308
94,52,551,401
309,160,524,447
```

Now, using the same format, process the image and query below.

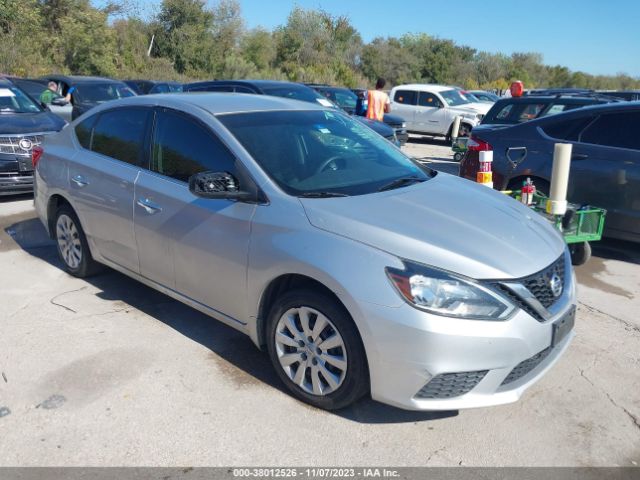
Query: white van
389,84,492,139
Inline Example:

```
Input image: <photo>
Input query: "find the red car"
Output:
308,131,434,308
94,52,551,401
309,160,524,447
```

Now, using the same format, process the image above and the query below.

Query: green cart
504,190,607,265
451,136,468,162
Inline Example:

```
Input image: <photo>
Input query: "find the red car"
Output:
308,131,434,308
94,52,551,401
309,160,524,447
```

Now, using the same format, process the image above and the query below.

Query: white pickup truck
389,84,491,139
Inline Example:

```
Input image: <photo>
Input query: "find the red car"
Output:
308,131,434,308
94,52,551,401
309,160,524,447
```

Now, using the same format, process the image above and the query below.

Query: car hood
0,112,66,134
353,116,395,136
450,102,492,116
300,173,565,279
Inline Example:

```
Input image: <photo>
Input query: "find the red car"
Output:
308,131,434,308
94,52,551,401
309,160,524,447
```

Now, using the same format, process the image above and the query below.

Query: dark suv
309,85,408,145
481,94,618,126
0,79,66,195
40,75,136,120
459,102,640,242
183,80,398,145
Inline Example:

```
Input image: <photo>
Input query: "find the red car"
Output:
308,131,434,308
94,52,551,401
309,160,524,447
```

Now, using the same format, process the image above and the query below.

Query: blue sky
124,0,640,77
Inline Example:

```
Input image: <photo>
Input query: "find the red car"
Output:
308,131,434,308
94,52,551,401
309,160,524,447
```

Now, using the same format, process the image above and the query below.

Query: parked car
459,102,640,243
389,84,492,139
40,75,136,120
34,93,576,411
308,85,408,145
183,80,399,145
124,80,183,95
5,77,73,122
0,79,66,195
468,90,500,103
596,90,640,101
481,95,618,126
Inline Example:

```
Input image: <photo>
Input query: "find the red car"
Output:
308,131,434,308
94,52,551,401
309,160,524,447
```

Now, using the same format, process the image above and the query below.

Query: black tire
54,204,102,277
266,288,369,410
453,152,463,162
570,241,592,266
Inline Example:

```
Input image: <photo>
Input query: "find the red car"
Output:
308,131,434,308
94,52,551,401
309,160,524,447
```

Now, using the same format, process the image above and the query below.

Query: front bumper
357,253,577,411
0,172,34,195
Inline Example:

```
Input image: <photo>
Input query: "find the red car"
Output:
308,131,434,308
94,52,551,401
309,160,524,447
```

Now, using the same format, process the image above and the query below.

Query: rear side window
517,103,545,122
394,90,417,105
91,108,150,166
151,109,236,182
579,112,640,150
417,92,442,108
542,116,595,141
75,114,97,149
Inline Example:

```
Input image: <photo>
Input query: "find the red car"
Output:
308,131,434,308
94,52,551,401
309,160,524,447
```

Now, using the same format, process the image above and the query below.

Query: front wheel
266,289,369,410
569,241,592,266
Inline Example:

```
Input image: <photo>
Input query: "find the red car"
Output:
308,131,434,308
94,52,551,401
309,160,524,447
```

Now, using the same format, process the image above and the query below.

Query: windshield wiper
377,176,426,192
299,191,350,198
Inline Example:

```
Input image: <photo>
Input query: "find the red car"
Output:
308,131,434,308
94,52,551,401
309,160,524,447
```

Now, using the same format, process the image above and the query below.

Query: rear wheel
54,204,101,277
266,289,369,410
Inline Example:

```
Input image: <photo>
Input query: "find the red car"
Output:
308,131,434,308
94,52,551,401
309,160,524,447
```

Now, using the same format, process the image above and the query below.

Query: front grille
415,370,488,399
0,134,45,156
501,346,553,386
521,255,565,308
495,284,545,322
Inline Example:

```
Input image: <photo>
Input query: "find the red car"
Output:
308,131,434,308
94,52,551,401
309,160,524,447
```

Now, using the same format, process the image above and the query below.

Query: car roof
86,92,326,116
493,95,604,104
186,79,309,90
42,75,126,84
0,78,13,87
392,84,453,93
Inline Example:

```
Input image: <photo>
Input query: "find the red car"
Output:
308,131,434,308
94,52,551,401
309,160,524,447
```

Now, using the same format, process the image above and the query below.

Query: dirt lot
0,137,638,466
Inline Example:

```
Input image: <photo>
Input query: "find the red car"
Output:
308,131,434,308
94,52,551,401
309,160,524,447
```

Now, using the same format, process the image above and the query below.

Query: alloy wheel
274,306,348,396
56,214,82,269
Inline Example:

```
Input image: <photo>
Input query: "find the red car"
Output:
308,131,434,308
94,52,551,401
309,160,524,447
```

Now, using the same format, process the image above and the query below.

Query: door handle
71,174,88,187
572,153,589,160
136,197,162,214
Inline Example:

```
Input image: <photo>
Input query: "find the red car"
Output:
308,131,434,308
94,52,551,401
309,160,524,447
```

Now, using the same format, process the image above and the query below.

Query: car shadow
590,237,640,265
0,193,33,203
5,216,457,424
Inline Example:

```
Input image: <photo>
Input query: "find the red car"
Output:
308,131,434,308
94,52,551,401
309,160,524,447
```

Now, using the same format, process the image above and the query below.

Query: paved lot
0,137,639,466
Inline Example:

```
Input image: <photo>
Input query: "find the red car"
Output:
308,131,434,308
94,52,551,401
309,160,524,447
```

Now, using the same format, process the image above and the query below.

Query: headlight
462,113,476,120
401,122,407,128
476,114,484,121
386,261,515,320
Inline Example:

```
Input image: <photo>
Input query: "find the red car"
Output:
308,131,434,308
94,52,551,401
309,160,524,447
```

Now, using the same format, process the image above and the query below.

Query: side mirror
506,147,527,166
51,98,69,106
188,171,252,201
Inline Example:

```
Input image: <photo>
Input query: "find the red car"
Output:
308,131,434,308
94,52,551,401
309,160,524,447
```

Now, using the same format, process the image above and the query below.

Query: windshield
261,85,334,107
75,83,136,103
0,86,42,113
219,110,429,196
320,88,358,112
440,89,472,107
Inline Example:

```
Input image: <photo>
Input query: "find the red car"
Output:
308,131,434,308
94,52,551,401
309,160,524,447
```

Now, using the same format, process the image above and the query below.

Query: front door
134,108,255,323
414,92,448,135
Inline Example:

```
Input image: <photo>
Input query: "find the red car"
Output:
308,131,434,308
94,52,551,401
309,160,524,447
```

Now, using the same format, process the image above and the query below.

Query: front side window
75,83,136,103
394,90,417,105
219,110,430,196
542,116,594,141
418,92,442,108
91,108,149,166
151,109,236,182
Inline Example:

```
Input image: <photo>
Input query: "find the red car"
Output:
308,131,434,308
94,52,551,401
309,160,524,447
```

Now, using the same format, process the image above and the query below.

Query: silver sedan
34,93,576,410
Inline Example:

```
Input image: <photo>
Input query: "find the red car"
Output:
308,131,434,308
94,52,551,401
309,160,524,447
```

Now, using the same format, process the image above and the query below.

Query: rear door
391,90,417,129
68,107,151,273
133,107,255,322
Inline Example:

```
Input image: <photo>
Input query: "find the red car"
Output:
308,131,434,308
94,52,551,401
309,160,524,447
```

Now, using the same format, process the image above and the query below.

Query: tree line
1,0,638,90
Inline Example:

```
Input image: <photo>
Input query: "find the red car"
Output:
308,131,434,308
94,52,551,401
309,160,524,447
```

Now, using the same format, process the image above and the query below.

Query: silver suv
34,94,576,411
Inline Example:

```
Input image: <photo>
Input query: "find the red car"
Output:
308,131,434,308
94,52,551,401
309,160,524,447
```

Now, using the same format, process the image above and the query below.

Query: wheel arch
46,193,75,239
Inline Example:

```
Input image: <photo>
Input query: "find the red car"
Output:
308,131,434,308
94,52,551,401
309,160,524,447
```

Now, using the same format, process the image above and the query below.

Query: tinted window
150,84,169,94
234,86,254,93
75,114,97,149
260,85,324,104
517,103,545,122
495,104,513,120
394,90,417,105
75,83,136,103
542,116,595,141
91,108,149,165
151,109,236,182
417,92,442,108
580,112,640,150
194,85,233,92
